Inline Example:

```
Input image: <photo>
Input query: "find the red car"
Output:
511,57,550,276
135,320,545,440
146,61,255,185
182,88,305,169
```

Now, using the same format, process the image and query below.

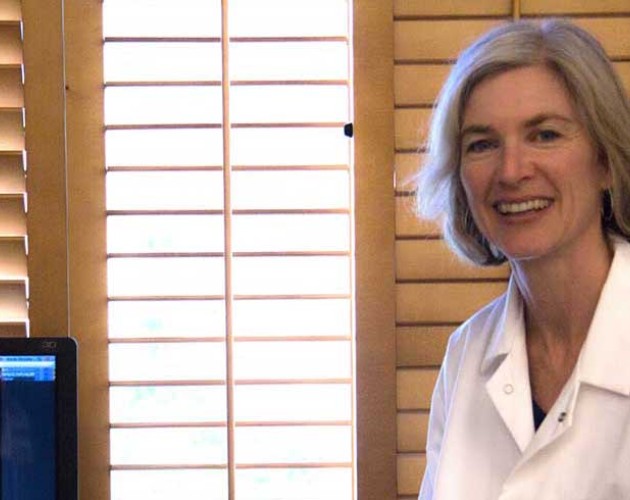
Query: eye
464,138,496,154
533,129,561,142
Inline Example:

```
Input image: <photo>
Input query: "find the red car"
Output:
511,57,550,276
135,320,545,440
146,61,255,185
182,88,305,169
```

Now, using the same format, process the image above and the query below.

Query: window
21,0,398,498
103,1,355,498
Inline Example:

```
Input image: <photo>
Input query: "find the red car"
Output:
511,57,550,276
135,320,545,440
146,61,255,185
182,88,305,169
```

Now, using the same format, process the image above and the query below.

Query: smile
495,199,551,215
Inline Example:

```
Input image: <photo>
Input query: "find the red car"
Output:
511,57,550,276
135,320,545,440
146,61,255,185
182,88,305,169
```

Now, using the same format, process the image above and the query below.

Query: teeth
496,199,550,214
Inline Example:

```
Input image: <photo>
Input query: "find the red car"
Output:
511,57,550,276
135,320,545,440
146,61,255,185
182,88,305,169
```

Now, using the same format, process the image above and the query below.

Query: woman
416,19,630,499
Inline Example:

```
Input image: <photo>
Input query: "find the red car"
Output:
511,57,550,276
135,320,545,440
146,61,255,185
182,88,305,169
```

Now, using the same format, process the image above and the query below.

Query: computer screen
0,355,57,499
0,338,77,500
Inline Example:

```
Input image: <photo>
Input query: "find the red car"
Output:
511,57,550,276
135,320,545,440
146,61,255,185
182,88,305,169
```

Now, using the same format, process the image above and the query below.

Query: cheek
570,152,609,198
570,142,608,187
459,166,486,206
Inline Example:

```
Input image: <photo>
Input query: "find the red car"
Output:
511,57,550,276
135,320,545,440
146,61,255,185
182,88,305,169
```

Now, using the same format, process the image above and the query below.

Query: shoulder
428,290,512,419
446,291,509,358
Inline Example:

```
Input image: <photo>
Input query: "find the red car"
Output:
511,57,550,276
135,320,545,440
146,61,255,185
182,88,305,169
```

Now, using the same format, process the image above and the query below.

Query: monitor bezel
0,336,78,500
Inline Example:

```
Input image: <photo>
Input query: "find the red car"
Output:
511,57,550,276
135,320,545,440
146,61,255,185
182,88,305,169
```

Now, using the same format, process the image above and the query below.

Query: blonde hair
416,19,630,265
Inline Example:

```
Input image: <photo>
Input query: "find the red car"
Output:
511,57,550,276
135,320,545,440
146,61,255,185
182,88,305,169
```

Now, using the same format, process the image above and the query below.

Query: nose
496,140,532,186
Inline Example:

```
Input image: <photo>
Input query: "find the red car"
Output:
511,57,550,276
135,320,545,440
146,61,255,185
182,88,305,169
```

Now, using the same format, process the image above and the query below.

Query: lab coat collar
481,236,630,394
481,277,524,374
481,277,533,452
577,236,630,396
480,236,630,454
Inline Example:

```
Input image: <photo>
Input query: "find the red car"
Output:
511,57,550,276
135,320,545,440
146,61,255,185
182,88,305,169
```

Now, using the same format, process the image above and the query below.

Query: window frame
22,1,397,499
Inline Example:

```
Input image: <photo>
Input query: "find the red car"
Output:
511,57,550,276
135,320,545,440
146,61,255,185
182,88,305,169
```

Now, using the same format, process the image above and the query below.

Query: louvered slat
0,14,26,336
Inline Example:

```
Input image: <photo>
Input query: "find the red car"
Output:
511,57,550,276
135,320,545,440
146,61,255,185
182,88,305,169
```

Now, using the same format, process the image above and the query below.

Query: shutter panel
393,3,512,497
103,1,354,499
0,3,27,336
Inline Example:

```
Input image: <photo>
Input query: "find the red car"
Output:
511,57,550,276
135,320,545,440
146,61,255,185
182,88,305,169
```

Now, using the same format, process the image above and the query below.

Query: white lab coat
419,237,630,500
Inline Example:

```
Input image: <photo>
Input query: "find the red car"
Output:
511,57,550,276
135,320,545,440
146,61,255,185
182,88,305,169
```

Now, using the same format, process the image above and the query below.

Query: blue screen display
0,355,56,500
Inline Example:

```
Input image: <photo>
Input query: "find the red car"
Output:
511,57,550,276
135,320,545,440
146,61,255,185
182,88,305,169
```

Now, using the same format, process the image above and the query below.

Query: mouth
494,198,552,215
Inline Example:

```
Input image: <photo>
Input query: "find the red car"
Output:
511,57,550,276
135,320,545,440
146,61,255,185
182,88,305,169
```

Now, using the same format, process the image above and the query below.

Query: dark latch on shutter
343,122,353,138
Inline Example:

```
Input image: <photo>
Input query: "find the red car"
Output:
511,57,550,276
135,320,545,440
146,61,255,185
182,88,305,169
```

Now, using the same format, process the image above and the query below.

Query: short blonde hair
416,19,630,265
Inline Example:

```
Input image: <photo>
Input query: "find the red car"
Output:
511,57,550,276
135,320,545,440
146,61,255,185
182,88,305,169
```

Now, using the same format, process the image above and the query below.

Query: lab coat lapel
577,237,630,396
484,278,535,453
518,369,579,464
518,237,630,463
535,238,630,450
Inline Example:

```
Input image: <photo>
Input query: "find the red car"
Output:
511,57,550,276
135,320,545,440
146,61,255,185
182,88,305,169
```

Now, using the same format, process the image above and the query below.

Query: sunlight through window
103,1,354,499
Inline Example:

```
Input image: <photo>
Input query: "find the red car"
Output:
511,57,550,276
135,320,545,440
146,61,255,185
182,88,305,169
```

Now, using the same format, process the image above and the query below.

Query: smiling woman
459,65,609,265
415,19,630,500
417,21,630,268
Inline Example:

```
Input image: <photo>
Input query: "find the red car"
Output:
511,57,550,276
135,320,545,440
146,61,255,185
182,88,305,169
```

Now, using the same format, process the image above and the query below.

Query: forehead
461,65,578,127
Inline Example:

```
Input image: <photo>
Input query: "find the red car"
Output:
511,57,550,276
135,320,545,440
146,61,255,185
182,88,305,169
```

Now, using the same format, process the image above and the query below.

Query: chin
492,241,550,263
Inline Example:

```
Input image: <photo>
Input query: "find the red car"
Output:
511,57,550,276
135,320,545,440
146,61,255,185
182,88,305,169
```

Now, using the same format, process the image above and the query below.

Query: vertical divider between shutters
512,0,521,21
220,0,237,498
346,4,357,499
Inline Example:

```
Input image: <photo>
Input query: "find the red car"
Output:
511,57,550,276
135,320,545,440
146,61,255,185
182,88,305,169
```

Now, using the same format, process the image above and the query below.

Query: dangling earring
602,188,615,222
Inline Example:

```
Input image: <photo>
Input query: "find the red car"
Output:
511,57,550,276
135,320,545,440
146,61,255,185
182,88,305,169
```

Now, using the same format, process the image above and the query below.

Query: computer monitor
0,337,77,500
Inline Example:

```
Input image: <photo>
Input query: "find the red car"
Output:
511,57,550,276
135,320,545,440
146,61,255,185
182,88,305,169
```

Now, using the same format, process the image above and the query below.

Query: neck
510,232,613,349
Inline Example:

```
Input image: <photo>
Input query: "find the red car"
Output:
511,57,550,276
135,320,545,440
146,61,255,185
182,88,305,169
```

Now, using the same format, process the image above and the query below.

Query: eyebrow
524,112,575,128
460,113,576,140
460,124,492,139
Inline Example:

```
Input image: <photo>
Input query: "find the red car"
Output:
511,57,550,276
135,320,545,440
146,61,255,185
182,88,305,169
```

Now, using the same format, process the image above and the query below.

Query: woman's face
459,64,610,264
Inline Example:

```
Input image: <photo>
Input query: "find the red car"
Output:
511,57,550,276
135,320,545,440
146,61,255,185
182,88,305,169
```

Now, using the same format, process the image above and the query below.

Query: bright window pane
235,384,352,422
104,0,221,38
231,85,349,123
234,341,351,380
230,42,349,81
110,428,226,465
104,0,355,496
108,215,225,254
232,128,349,166
105,129,224,167
106,171,223,211
233,214,350,253
110,385,227,423
232,170,350,209
232,299,351,337
107,171,224,210
108,300,226,339
233,256,351,296
108,258,225,297
109,342,226,382
105,86,223,125
104,43,222,82
112,470,228,500
230,0,349,37
235,426,352,464
236,468,352,500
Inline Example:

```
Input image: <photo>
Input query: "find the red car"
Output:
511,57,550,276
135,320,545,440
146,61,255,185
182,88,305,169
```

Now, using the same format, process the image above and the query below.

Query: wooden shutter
394,1,630,497
0,0,27,337
394,4,513,494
